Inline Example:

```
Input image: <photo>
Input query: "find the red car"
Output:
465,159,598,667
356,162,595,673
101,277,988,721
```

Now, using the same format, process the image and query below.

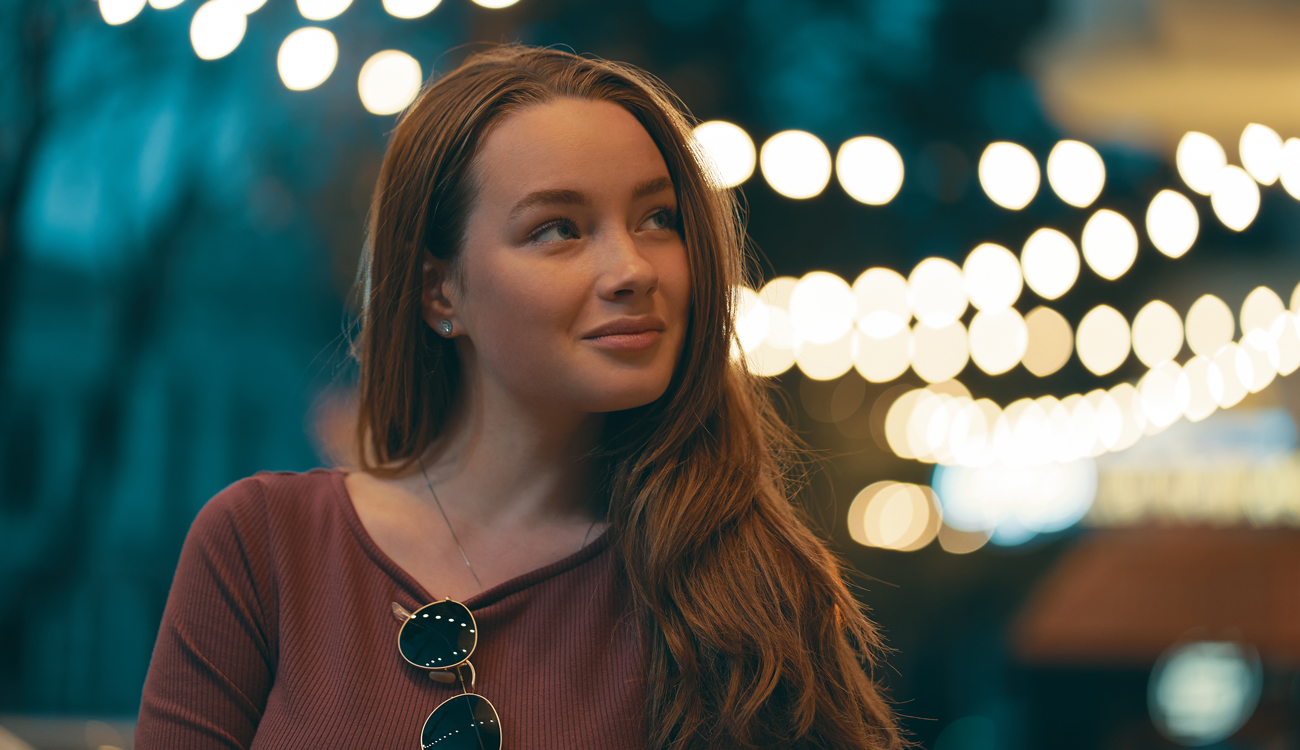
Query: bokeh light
854,328,911,383
731,285,769,356
968,309,1028,376
1020,228,1080,300
932,459,1098,542
276,28,338,91
1239,123,1283,185
908,258,967,328
848,483,942,551
1022,307,1073,377
835,136,904,205
911,321,969,383
1186,294,1235,357
962,243,1022,312
1081,209,1138,280
1240,286,1285,335
358,50,422,115
383,0,441,19
1177,355,1218,422
1280,138,1300,200
745,277,798,377
190,0,247,60
853,268,911,338
1210,343,1250,408
789,271,855,345
795,333,854,381
297,0,351,20
937,524,991,554
149,0,185,8
978,141,1040,210
1145,189,1199,259
1139,362,1183,429
760,130,832,199
1211,165,1261,231
1076,305,1130,375
1046,140,1105,208
471,0,521,7
1149,641,1262,747
1241,330,1278,393
691,121,756,189
101,0,147,24
1108,383,1146,452
1132,300,1184,367
1272,312,1300,376
1176,131,1226,196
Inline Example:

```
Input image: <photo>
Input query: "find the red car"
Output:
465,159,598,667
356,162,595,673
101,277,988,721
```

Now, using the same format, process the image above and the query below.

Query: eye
532,220,578,243
640,208,678,232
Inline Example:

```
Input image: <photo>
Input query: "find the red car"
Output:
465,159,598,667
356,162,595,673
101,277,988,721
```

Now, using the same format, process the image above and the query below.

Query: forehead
473,98,672,201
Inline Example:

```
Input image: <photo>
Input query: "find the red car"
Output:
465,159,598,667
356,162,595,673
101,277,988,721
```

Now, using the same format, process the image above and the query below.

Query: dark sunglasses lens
421,693,501,750
399,600,477,668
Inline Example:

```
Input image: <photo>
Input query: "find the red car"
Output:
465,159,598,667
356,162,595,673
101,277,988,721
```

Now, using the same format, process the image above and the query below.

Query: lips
581,315,667,339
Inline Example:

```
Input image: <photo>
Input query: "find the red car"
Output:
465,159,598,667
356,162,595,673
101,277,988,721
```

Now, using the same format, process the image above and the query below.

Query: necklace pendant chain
419,461,600,596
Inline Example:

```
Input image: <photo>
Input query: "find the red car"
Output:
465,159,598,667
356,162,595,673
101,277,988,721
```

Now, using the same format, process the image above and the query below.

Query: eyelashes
527,206,680,243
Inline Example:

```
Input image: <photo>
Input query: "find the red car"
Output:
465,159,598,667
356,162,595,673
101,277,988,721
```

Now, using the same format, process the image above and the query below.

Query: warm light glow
911,321,969,383
937,523,991,554
691,121,756,189
276,28,337,91
102,0,147,23
1177,355,1217,422
932,459,1098,541
1022,306,1073,377
1140,362,1183,429
471,0,520,7
836,136,904,205
854,328,911,383
1239,123,1283,185
1046,140,1105,208
1020,228,1079,300
383,0,440,19
1132,300,1184,367
760,131,832,199
1186,294,1235,357
1272,313,1300,376
358,50,422,115
1211,165,1260,232
1145,190,1198,259
969,309,1028,376
190,1,247,60
789,272,855,345
1150,641,1263,747
149,0,185,8
853,268,911,338
1210,343,1250,408
1241,330,1278,393
907,257,967,328
1076,305,1130,375
979,141,1040,210
795,333,854,381
732,286,769,355
297,0,351,20
1176,131,1226,196
1081,209,1138,280
1240,286,1285,336
962,243,1022,312
1280,139,1300,200
886,391,926,460
850,483,940,551
748,277,798,379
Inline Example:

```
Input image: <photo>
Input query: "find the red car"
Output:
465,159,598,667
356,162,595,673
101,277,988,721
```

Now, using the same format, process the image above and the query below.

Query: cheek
460,259,583,380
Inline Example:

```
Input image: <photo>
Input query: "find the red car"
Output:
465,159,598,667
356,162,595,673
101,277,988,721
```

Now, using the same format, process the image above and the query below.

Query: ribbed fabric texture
135,468,645,750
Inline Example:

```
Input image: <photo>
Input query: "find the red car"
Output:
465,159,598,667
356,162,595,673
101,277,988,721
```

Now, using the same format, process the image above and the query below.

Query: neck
415,369,606,530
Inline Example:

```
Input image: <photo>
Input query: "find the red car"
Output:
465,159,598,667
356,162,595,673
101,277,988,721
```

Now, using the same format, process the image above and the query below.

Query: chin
580,375,674,413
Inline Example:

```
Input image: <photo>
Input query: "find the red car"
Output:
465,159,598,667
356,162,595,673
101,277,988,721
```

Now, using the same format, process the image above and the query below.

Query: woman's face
428,97,691,417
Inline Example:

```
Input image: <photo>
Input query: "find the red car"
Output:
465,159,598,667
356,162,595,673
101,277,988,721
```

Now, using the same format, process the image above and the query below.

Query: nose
594,228,659,301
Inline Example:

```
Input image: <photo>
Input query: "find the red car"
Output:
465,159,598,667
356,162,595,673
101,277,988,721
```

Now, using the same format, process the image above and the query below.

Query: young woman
136,44,902,750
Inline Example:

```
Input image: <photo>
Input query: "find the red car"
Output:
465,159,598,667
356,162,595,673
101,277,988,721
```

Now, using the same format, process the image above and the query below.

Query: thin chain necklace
419,461,600,594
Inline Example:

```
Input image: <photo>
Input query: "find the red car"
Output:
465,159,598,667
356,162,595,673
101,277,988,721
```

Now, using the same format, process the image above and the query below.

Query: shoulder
188,467,346,553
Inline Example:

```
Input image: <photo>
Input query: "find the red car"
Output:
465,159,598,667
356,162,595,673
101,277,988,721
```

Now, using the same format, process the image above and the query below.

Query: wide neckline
325,467,612,610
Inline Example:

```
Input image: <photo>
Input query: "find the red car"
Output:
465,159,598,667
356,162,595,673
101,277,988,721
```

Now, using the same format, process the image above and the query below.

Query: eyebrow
506,176,675,220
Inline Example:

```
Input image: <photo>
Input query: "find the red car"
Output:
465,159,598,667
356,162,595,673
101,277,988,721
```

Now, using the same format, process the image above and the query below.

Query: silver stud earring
438,320,453,337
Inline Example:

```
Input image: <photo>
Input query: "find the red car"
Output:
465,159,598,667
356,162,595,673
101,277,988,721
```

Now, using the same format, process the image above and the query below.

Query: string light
276,28,338,91
1076,305,1130,376
1081,209,1138,280
1186,294,1235,357
190,0,247,60
1176,131,1226,196
1239,123,1283,185
760,131,832,199
907,258,967,328
101,0,147,24
1020,228,1080,300
297,0,352,21
962,243,1022,312
1211,165,1261,231
383,0,441,19
692,121,756,189
1145,190,1198,259
979,142,1040,210
1132,300,1184,367
1046,140,1105,208
1022,307,1073,377
358,50,422,115
835,136,904,205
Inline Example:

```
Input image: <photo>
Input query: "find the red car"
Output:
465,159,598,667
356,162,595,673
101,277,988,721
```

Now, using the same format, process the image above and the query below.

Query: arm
134,478,278,750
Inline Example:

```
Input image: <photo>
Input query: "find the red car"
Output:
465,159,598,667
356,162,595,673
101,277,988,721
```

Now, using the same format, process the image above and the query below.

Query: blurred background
2,0,1298,747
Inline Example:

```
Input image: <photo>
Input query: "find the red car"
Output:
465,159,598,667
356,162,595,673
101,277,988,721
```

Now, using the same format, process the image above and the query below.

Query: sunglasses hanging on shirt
392,599,503,750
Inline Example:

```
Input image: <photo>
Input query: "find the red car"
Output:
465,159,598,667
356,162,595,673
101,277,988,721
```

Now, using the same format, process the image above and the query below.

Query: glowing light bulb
1280,139,1300,200
1177,355,1217,422
836,136,904,205
277,28,338,91
1185,294,1235,357
1211,165,1260,231
1022,307,1073,377
1046,140,1105,207
1240,286,1285,336
1176,131,1226,196
979,141,1040,210
297,0,351,20
1132,300,1183,367
789,272,855,345
1239,123,1283,185
1020,228,1079,300
962,243,1022,312
692,121,756,189
190,0,246,60
907,258,967,328
383,0,440,19
968,308,1028,375
1081,209,1138,280
358,50,422,115
853,268,911,339
1145,190,1198,259
101,0,147,23
1076,305,1130,376
911,321,969,383
760,131,832,199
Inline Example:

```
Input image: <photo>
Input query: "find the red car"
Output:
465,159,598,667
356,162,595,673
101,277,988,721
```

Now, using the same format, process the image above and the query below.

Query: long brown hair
351,44,902,750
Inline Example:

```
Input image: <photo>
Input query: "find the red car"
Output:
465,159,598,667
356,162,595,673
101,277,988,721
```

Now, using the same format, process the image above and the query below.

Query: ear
421,251,459,336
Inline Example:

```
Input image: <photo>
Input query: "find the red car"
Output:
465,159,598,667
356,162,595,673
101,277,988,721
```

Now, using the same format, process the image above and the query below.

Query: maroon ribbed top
135,468,644,750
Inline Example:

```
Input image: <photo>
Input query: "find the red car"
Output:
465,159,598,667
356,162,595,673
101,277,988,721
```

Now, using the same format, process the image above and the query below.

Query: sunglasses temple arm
390,601,414,622
457,661,477,694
